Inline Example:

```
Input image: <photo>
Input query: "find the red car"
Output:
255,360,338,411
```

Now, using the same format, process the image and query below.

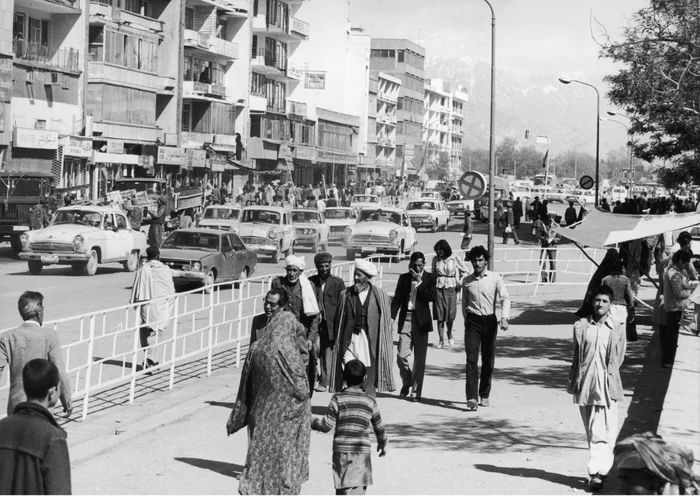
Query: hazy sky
351,0,648,91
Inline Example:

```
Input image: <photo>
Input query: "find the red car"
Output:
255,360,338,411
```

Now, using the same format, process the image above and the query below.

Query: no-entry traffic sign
579,175,595,190
458,171,487,200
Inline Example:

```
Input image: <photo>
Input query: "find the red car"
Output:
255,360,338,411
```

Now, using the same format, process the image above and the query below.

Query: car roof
292,209,321,213
113,177,165,183
172,228,229,236
204,204,240,209
241,205,289,212
353,194,378,198
57,205,127,214
358,206,403,214
326,207,354,211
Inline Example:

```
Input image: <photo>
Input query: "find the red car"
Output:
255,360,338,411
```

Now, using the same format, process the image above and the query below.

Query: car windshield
53,210,103,228
241,209,281,224
353,195,378,203
112,181,163,195
358,209,401,224
162,232,220,251
203,208,239,220
325,209,354,219
407,201,437,211
292,211,321,223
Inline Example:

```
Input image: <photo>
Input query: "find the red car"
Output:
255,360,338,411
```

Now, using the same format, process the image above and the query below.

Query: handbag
505,226,512,234
226,348,253,436
531,226,537,236
460,234,472,250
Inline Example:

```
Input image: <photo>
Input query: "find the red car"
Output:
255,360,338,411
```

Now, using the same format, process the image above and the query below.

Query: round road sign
579,175,595,190
458,171,487,200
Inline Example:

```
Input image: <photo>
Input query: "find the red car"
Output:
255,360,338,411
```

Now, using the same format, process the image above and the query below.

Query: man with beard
329,259,395,397
272,256,320,393
309,252,346,393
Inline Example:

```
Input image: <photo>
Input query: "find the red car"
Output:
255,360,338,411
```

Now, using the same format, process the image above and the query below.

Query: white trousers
579,401,618,477
609,304,627,328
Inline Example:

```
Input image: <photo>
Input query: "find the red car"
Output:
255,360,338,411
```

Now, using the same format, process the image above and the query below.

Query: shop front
7,128,58,174
60,136,94,201
316,149,357,188
93,140,155,200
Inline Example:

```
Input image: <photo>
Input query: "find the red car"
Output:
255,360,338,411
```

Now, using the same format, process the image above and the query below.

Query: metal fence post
80,314,96,421
129,306,141,405
169,295,180,390
207,285,215,376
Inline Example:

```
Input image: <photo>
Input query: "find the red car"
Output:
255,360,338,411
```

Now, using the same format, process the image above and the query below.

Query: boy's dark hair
343,359,366,387
409,251,425,264
468,245,490,262
591,285,614,301
22,359,59,400
672,249,691,265
18,291,43,322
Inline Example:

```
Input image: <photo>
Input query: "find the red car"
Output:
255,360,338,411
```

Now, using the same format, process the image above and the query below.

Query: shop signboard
106,139,124,154
278,143,294,169
305,71,326,90
0,58,12,103
157,146,186,165
317,149,356,165
64,136,93,158
294,146,317,162
13,128,58,149
186,149,207,168
210,153,226,172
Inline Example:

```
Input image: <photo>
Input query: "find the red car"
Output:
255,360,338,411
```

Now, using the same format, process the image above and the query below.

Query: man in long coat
329,259,395,397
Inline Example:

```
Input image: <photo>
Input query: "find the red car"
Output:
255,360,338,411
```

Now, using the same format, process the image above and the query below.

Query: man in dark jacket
309,252,346,392
565,200,578,226
391,251,436,402
0,359,72,495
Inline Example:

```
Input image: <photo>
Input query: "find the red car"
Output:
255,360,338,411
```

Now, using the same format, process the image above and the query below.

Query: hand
377,445,387,457
409,268,421,283
499,317,509,331
62,399,73,417
307,340,313,351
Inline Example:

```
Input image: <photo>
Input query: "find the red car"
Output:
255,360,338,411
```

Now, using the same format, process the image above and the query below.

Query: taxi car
420,191,443,200
291,209,330,253
197,204,241,231
160,228,257,291
236,205,295,263
405,199,450,232
350,194,380,210
446,199,475,221
342,207,417,262
19,205,147,276
325,207,358,244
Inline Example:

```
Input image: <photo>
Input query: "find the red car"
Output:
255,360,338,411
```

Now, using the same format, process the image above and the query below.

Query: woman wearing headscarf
432,239,470,348
575,248,620,318
231,298,311,495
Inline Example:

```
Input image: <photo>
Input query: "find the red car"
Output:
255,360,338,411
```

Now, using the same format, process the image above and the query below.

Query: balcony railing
90,2,163,32
267,98,287,114
252,48,287,72
183,80,226,99
287,100,307,117
184,30,239,60
13,40,80,71
290,17,310,39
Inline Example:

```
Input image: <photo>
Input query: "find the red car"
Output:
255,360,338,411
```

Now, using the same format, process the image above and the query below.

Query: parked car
236,206,295,263
342,207,417,262
197,204,241,231
446,199,475,221
419,191,443,200
291,209,329,253
325,207,358,244
350,194,380,210
405,199,450,232
18,206,147,276
160,228,257,291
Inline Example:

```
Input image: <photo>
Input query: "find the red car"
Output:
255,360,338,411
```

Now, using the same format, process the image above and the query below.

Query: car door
319,213,329,244
220,234,235,281
102,213,119,261
283,212,293,251
114,213,134,260
228,233,247,278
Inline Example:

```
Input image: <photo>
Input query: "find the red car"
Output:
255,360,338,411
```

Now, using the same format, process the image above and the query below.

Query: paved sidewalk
63,282,672,495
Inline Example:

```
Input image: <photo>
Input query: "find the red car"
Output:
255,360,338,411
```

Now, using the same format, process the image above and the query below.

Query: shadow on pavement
473,464,587,490
206,400,235,409
175,457,243,478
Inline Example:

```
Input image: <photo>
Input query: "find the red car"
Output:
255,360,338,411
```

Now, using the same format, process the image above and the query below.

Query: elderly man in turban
329,258,395,397
615,432,699,495
308,252,346,392
272,255,320,394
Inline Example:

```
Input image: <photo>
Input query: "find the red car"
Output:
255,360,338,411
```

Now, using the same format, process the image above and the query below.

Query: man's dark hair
266,288,289,309
591,285,614,301
22,359,59,400
343,359,366,387
410,251,426,264
146,246,160,260
672,250,691,265
18,291,43,322
677,231,692,245
433,239,453,258
610,259,623,273
468,245,491,262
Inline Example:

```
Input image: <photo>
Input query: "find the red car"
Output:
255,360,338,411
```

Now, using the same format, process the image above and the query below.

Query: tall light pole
483,0,496,268
559,78,600,206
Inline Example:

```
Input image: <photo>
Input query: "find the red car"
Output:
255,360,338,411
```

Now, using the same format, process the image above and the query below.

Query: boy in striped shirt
312,359,388,495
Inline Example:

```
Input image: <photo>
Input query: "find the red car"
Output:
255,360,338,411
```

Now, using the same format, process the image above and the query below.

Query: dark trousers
336,488,366,495
660,311,683,366
396,310,430,397
465,313,498,401
318,322,334,387
502,226,520,244
540,248,557,282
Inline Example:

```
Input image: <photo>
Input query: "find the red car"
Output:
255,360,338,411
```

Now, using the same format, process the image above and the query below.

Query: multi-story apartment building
369,38,425,175
424,78,467,180
373,71,400,179
450,85,467,178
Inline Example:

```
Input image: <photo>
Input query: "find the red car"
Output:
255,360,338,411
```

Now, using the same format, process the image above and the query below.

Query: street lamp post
559,78,600,206
482,0,496,268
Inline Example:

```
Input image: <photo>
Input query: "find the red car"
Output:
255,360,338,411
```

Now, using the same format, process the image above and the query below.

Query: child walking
311,359,387,495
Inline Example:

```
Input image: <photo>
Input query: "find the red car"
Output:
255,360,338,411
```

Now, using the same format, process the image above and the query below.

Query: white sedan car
342,207,417,262
325,207,358,244
350,194,380,210
406,199,450,232
292,209,330,253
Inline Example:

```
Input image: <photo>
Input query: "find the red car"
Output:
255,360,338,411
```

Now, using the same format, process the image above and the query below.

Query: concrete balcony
13,40,80,73
267,98,286,115
220,0,250,18
88,61,165,92
251,48,288,80
181,131,214,147
90,2,163,33
378,91,397,104
290,17,310,40
253,13,309,42
287,100,307,118
182,80,228,100
184,30,239,60
16,0,80,14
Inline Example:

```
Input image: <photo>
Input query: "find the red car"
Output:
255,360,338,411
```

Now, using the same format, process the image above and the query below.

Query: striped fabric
312,388,388,453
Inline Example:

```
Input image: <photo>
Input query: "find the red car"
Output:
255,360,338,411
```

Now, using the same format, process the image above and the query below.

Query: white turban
354,259,377,278
285,255,306,270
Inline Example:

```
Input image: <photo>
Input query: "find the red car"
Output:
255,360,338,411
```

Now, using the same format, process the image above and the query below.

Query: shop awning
207,144,238,154
226,157,256,172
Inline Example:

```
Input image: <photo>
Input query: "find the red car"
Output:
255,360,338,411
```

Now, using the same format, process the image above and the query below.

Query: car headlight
191,261,202,271
268,229,278,239
344,228,353,241
73,235,85,252
389,229,399,242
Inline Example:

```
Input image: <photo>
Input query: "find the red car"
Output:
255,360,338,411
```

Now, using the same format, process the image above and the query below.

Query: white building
424,78,467,180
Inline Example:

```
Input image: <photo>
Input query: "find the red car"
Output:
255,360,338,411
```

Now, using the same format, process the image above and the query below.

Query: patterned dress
238,312,311,495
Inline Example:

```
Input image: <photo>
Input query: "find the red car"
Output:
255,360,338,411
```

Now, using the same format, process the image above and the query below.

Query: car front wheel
123,250,138,272
82,249,99,276
203,269,216,294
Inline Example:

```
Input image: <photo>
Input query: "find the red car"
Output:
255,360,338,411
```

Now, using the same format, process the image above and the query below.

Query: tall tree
598,0,700,188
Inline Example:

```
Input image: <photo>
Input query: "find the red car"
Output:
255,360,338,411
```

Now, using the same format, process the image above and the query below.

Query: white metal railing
0,247,601,421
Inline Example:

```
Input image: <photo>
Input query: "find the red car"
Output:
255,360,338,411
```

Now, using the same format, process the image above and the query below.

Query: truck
0,171,55,253
110,177,202,217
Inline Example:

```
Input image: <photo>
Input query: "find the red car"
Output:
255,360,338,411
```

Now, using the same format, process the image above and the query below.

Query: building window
251,73,266,97
398,50,404,62
13,13,25,40
185,7,194,30
124,0,152,18
104,29,157,73
88,26,104,61
182,103,191,132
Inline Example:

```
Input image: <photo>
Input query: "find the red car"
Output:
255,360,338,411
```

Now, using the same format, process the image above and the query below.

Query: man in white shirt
461,245,510,411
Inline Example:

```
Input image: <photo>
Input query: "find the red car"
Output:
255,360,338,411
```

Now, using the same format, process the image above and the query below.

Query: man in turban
615,432,699,495
272,255,320,394
329,258,395,397
308,252,346,392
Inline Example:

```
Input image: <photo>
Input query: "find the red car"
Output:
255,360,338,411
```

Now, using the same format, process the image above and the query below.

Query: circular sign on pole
458,171,487,200
579,175,595,190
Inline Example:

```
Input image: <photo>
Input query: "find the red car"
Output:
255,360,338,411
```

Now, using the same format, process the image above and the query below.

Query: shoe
589,474,604,492
480,397,490,407
400,385,410,398
467,399,478,411
314,384,327,392
448,338,455,346
436,343,444,349
515,241,520,245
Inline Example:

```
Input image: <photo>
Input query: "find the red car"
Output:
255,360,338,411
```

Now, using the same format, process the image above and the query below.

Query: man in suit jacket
308,252,346,392
391,251,436,402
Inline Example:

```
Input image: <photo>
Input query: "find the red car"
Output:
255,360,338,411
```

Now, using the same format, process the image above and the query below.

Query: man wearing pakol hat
308,252,346,392
272,255,320,394
329,258,395,397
